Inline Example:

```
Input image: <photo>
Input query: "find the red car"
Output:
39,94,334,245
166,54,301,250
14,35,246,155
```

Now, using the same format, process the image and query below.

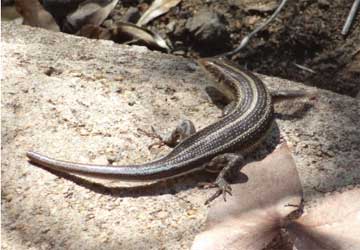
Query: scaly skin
27,57,274,202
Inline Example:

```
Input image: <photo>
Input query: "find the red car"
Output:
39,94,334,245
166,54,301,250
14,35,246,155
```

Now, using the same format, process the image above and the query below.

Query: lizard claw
147,141,166,149
204,178,232,205
198,181,215,189
137,127,166,149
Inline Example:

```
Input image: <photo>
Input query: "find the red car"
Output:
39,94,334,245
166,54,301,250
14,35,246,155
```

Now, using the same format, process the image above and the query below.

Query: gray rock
2,22,360,250
185,8,229,46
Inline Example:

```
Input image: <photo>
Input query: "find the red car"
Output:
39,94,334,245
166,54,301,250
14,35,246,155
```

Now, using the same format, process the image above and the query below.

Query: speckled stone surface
2,22,360,250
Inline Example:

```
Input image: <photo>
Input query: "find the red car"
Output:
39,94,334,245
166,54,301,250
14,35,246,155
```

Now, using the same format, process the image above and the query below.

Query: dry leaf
243,0,278,12
77,24,112,40
192,143,303,250
111,22,171,52
15,0,60,31
77,22,171,52
64,0,118,33
137,0,181,26
288,187,360,250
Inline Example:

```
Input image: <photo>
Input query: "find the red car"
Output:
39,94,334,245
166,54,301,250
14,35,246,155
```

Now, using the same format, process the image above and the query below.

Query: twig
222,0,289,58
341,0,360,36
293,63,316,74
351,47,360,57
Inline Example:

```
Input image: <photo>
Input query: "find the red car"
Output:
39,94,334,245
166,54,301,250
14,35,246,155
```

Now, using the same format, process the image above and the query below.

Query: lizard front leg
138,119,196,149
205,86,236,117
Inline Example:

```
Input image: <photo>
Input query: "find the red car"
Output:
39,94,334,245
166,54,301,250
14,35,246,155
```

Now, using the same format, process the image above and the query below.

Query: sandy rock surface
2,22,359,250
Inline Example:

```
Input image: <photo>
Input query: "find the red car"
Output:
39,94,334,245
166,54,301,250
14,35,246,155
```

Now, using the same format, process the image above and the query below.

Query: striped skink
27,57,274,204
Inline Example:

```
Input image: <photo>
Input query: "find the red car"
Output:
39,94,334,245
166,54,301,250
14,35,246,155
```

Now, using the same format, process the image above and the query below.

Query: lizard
27,57,274,204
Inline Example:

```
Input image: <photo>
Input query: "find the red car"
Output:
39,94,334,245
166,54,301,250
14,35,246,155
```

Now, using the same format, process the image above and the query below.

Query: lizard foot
137,127,166,149
137,120,196,149
203,178,232,205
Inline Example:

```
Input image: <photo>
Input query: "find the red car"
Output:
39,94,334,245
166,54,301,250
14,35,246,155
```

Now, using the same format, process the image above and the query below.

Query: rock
185,8,229,47
2,22,360,250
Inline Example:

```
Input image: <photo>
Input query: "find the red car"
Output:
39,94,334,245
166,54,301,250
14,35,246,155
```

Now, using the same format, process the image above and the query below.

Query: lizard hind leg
201,153,244,205
138,119,196,149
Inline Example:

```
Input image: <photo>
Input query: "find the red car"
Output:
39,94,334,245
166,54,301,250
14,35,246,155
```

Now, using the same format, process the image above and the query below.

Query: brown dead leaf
77,22,171,52
137,0,181,26
192,143,303,250
77,24,112,40
243,0,278,12
64,0,118,33
111,22,171,52
288,187,360,250
15,0,60,31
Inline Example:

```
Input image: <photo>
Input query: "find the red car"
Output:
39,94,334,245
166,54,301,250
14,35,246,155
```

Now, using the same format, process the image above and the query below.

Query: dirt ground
110,0,360,97
2,22,360,250
2,1,360,249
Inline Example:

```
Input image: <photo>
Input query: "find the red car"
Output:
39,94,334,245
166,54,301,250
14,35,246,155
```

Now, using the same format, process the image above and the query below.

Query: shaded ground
110,0,360,96
3,0,359,95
